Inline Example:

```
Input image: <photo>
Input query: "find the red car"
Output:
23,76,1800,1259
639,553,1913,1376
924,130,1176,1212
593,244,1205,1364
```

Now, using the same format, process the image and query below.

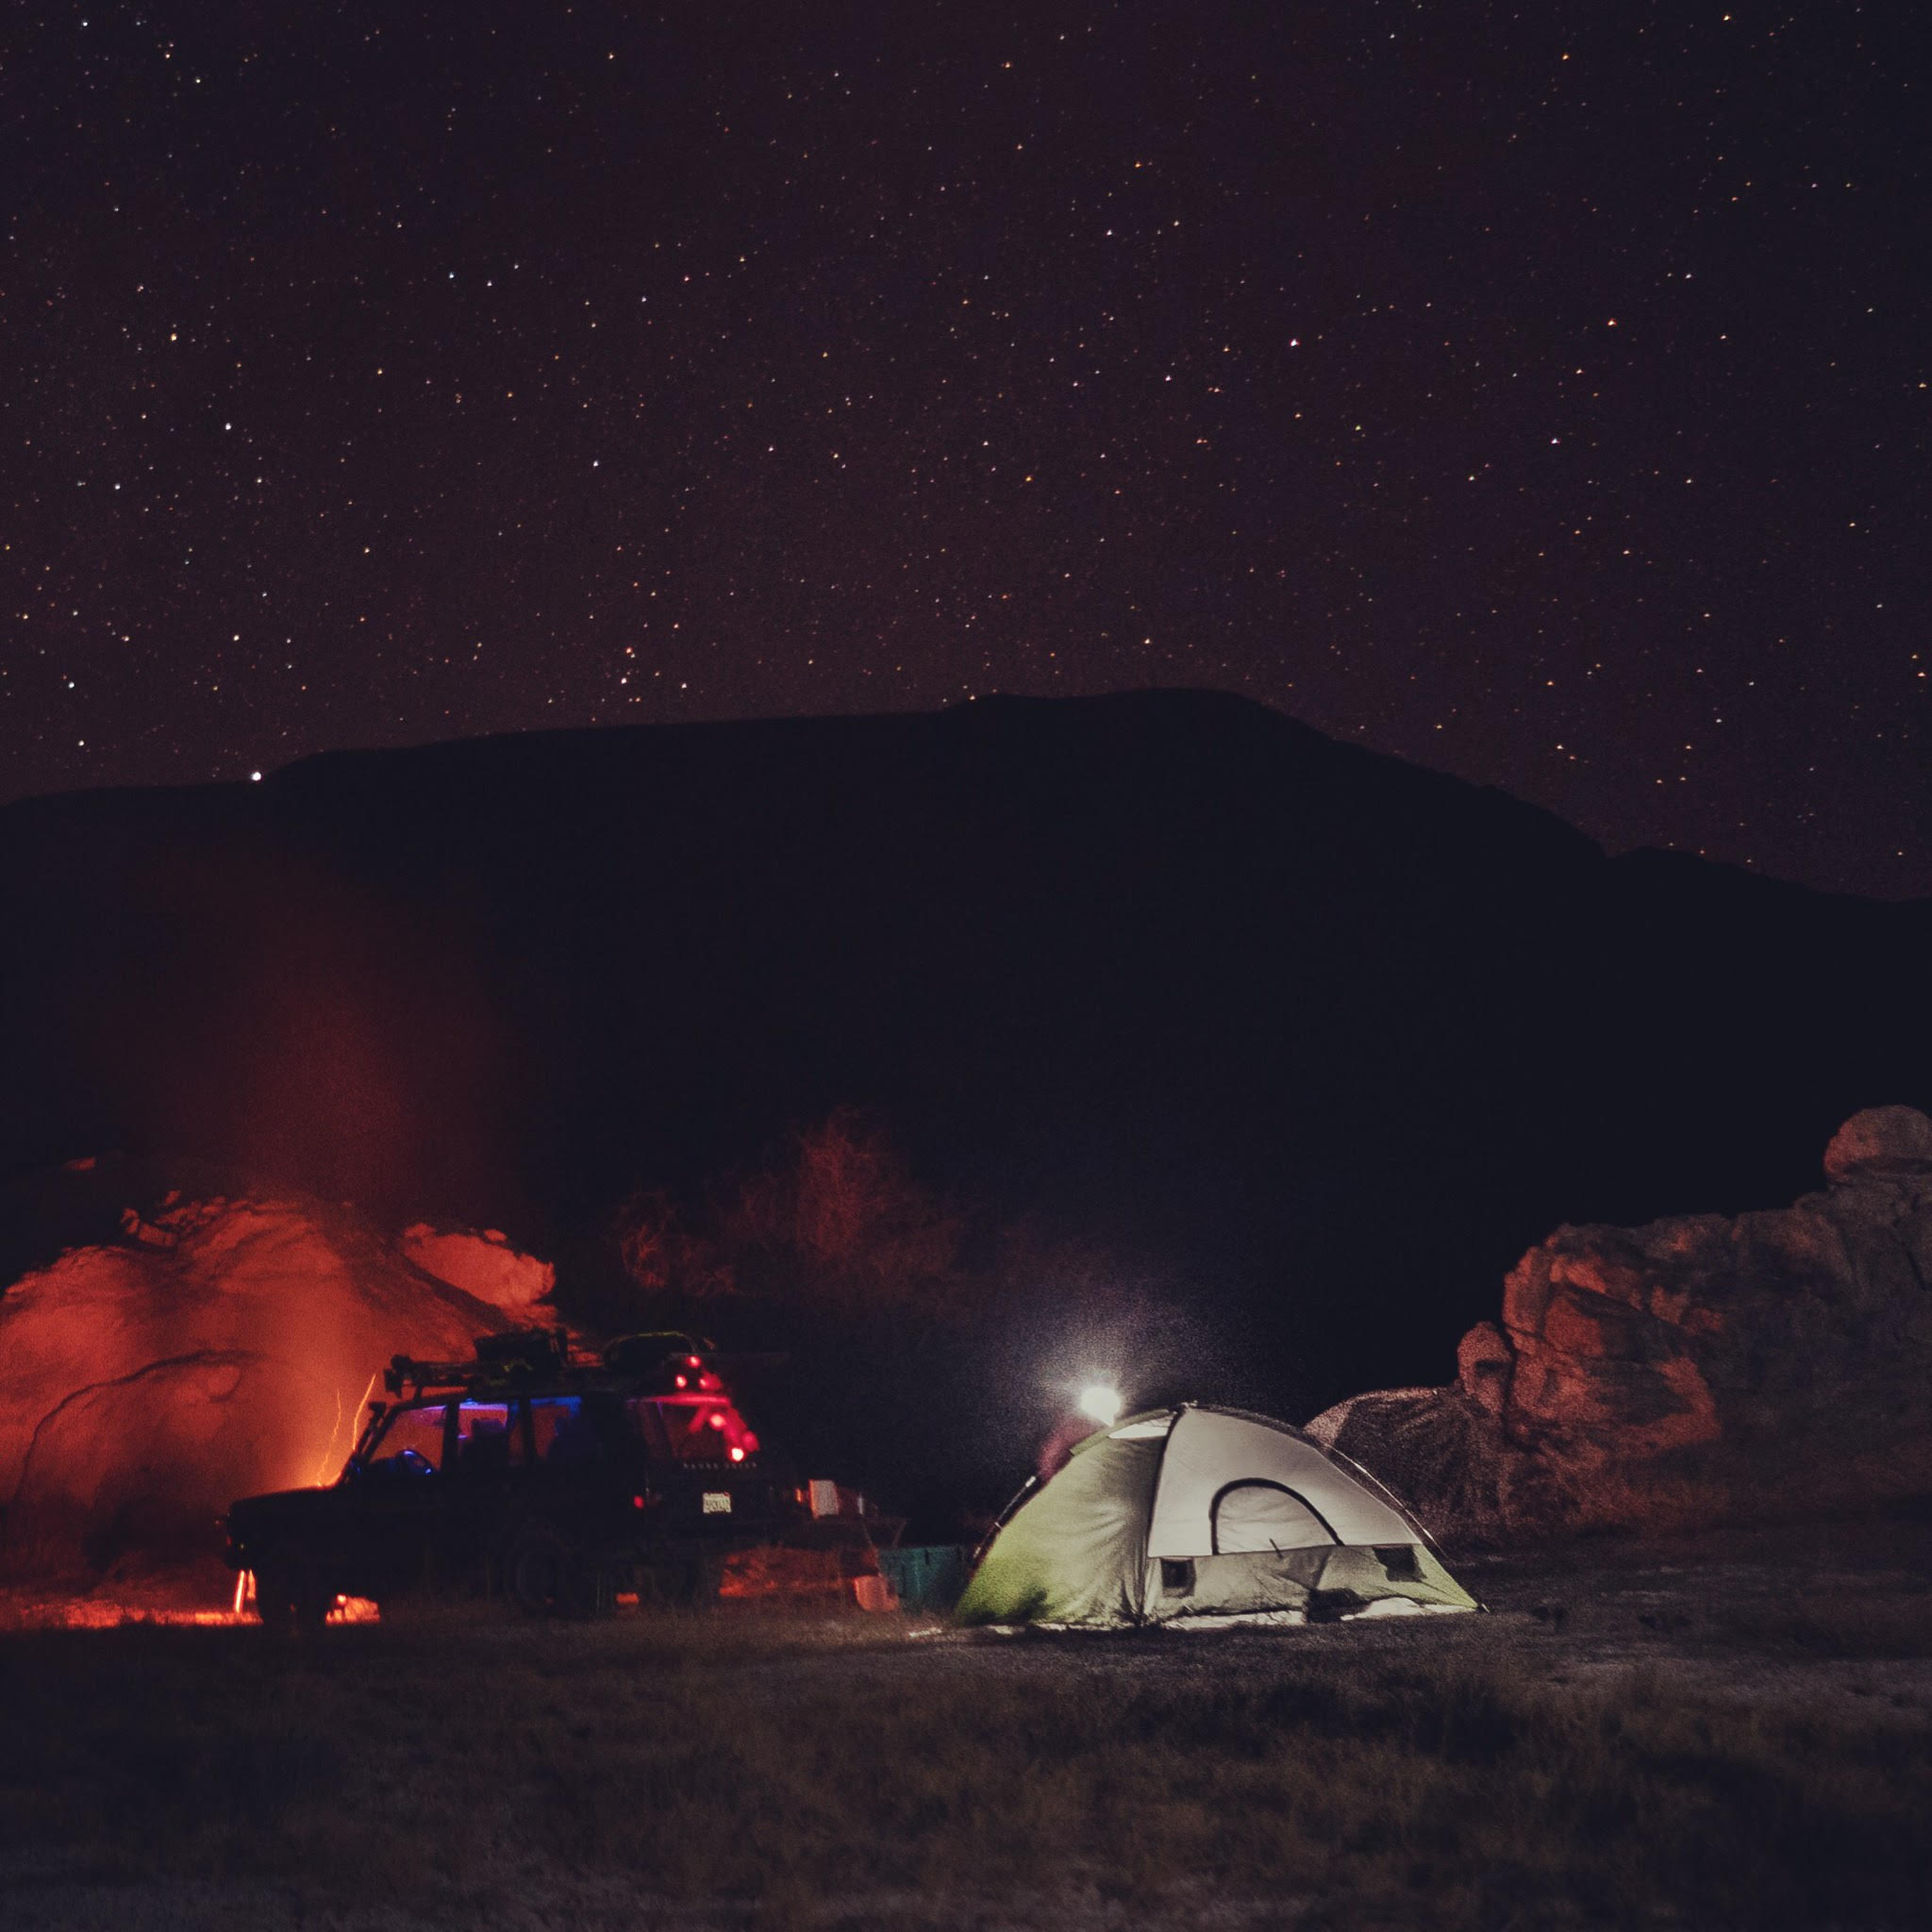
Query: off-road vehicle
225,1327,805,1632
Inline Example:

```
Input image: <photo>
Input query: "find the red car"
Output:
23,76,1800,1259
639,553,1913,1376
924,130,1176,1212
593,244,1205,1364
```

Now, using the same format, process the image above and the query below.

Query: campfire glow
2,1577,380,1631
0,1191,554,1588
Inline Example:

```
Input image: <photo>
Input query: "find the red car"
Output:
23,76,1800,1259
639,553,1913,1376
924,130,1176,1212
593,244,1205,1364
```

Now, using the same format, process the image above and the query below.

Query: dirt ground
4,1507,1929,1931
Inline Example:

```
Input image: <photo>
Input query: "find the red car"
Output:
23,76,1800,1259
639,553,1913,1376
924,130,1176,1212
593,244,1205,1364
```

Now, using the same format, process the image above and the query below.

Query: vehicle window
647,1395,759,1464
625,1398,672,1458
454,1401,517,1471
530,1396,601,1464
372,1403,447,1472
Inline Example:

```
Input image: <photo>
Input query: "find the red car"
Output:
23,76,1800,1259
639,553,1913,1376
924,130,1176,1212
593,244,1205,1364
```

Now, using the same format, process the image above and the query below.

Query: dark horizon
8,686,1926,910
7,688,1928,1430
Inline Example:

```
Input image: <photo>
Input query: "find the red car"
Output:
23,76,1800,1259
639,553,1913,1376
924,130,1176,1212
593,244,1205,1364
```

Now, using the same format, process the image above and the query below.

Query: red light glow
647,1392,758,1461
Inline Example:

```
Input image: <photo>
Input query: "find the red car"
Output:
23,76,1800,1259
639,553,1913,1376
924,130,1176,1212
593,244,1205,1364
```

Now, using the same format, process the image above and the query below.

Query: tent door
1210,1479,1337,1554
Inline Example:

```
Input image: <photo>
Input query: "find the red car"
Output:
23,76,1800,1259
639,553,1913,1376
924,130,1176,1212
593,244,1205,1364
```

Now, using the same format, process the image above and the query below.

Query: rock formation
0,1185,553,1578
1308,1108,1932,1536
398,1221,555,1315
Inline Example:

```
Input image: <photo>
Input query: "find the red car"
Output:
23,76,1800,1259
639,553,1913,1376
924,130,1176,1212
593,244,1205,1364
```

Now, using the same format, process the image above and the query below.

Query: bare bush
614,1186,737,1303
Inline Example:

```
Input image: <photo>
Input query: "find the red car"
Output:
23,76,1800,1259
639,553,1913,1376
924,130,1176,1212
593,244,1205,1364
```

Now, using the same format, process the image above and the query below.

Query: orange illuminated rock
397,1221,555,1315
1309,1108,1932,1536
0,1191,535,1578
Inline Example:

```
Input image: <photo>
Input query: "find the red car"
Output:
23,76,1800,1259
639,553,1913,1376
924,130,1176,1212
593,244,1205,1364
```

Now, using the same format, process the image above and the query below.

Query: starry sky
7,3,1926,895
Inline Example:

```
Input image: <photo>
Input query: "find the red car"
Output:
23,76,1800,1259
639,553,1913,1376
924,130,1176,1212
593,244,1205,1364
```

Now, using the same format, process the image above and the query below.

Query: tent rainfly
956,1404,1479,1628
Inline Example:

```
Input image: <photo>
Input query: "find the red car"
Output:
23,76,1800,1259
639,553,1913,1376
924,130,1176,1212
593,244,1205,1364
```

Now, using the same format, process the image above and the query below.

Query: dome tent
956,1405,1479,1628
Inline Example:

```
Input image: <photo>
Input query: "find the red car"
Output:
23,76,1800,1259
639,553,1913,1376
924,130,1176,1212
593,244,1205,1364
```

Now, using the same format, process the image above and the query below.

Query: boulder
1309,1108,1932,1536
0,1191,538,1578
398,1221,555,1315
1824,1105,1932,1182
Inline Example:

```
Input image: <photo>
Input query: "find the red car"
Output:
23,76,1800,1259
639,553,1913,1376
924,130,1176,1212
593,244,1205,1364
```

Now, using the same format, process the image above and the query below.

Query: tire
256,1560,332,1637
503,1524,608,1618
254,1566,297,1637
291,1569,334,1637
660,1542,722,1607
566,1556,615,1620
690,1545,724,1606
633,1555,689,1607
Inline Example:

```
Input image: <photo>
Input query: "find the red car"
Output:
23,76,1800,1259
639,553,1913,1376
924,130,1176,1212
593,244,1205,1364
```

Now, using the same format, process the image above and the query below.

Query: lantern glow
1077,1383,1123,1427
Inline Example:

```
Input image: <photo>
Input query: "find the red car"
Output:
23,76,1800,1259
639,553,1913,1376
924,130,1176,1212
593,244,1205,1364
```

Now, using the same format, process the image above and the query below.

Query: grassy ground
3,1563,1930,1932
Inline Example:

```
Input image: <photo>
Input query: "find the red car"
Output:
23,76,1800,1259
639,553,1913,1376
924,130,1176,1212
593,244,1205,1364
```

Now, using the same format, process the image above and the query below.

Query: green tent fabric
957,1404,1480,1629
955,1430,1163,1625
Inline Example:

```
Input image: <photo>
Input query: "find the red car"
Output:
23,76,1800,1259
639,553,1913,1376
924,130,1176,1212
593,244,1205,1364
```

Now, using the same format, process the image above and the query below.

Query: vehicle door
525,1393,634,1543
434,1397,523,1581
341,1399,452,1595
634,1394,761,1535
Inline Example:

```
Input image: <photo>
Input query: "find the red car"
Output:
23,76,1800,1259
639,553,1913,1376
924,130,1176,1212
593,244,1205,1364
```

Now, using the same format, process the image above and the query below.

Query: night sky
7,3,1926,895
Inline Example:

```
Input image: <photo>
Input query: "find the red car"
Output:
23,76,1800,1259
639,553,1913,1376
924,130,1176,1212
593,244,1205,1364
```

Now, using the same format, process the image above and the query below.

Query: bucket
875,1544,971,1612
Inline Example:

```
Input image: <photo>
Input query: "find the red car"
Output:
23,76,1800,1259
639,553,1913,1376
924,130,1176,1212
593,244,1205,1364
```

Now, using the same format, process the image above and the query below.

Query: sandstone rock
1455,1322,1511,1416
398,1222,555,1315
1824,1105,1932,1182
1311,1109,1932,1538
0,1193,533,1578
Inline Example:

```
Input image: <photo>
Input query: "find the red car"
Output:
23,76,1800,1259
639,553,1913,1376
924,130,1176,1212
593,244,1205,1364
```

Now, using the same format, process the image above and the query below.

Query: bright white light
1077,1383,1123,1427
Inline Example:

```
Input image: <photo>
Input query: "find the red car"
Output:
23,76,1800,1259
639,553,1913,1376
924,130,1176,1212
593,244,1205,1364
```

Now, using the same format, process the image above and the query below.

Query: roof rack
381,1326,730,1400
384,1324,571,1398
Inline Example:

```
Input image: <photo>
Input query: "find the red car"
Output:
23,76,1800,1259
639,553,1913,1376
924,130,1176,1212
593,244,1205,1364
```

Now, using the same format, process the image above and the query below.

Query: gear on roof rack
382,1326,736,1399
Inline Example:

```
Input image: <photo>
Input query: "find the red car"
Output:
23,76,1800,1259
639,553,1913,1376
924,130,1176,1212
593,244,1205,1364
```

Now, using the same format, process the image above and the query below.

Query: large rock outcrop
1308,1108,1932,1536
0,1184,553,1577
398,1221,555,1315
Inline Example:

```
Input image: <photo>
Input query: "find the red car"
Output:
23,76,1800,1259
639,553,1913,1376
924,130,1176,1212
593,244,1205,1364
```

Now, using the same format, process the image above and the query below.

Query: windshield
367,1402,448,1472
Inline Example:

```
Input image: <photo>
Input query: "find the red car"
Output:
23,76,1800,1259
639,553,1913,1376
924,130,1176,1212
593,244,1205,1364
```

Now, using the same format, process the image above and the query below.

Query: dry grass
1707,1591,1932,1661
3,1604,1929,1929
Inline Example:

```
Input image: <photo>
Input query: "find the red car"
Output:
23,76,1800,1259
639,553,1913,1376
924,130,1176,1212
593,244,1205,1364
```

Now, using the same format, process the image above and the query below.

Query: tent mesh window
1159,1557,1195,1596
1209,1479,1337,1555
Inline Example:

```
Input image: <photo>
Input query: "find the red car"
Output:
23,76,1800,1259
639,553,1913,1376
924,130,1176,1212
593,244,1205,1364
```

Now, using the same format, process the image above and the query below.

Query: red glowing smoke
0,1192,550,1578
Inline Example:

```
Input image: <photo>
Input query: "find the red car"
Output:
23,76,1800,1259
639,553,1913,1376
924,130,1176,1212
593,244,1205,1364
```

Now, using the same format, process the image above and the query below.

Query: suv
225,1328,803,1631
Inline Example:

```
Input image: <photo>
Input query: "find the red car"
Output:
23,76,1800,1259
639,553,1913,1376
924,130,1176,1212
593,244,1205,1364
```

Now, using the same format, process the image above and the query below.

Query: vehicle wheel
503,1524,575,1617
256,1561,332,1637
254,1566,298,1637
291,1571,335,1637
633,1556,687,1607
671,1544,723,1607
564,1553,615,1620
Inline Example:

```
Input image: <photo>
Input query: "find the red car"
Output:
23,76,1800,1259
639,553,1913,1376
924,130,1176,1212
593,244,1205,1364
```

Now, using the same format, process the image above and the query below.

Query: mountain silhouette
4,690,1927,1422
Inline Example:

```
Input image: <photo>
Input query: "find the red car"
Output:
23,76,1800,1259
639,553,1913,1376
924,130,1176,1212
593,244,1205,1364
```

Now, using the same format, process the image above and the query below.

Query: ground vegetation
5,1513,1929,1930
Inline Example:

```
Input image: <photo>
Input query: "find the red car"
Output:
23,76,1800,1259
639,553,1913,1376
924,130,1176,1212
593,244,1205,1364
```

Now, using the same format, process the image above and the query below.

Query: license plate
702,1491,731,1514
